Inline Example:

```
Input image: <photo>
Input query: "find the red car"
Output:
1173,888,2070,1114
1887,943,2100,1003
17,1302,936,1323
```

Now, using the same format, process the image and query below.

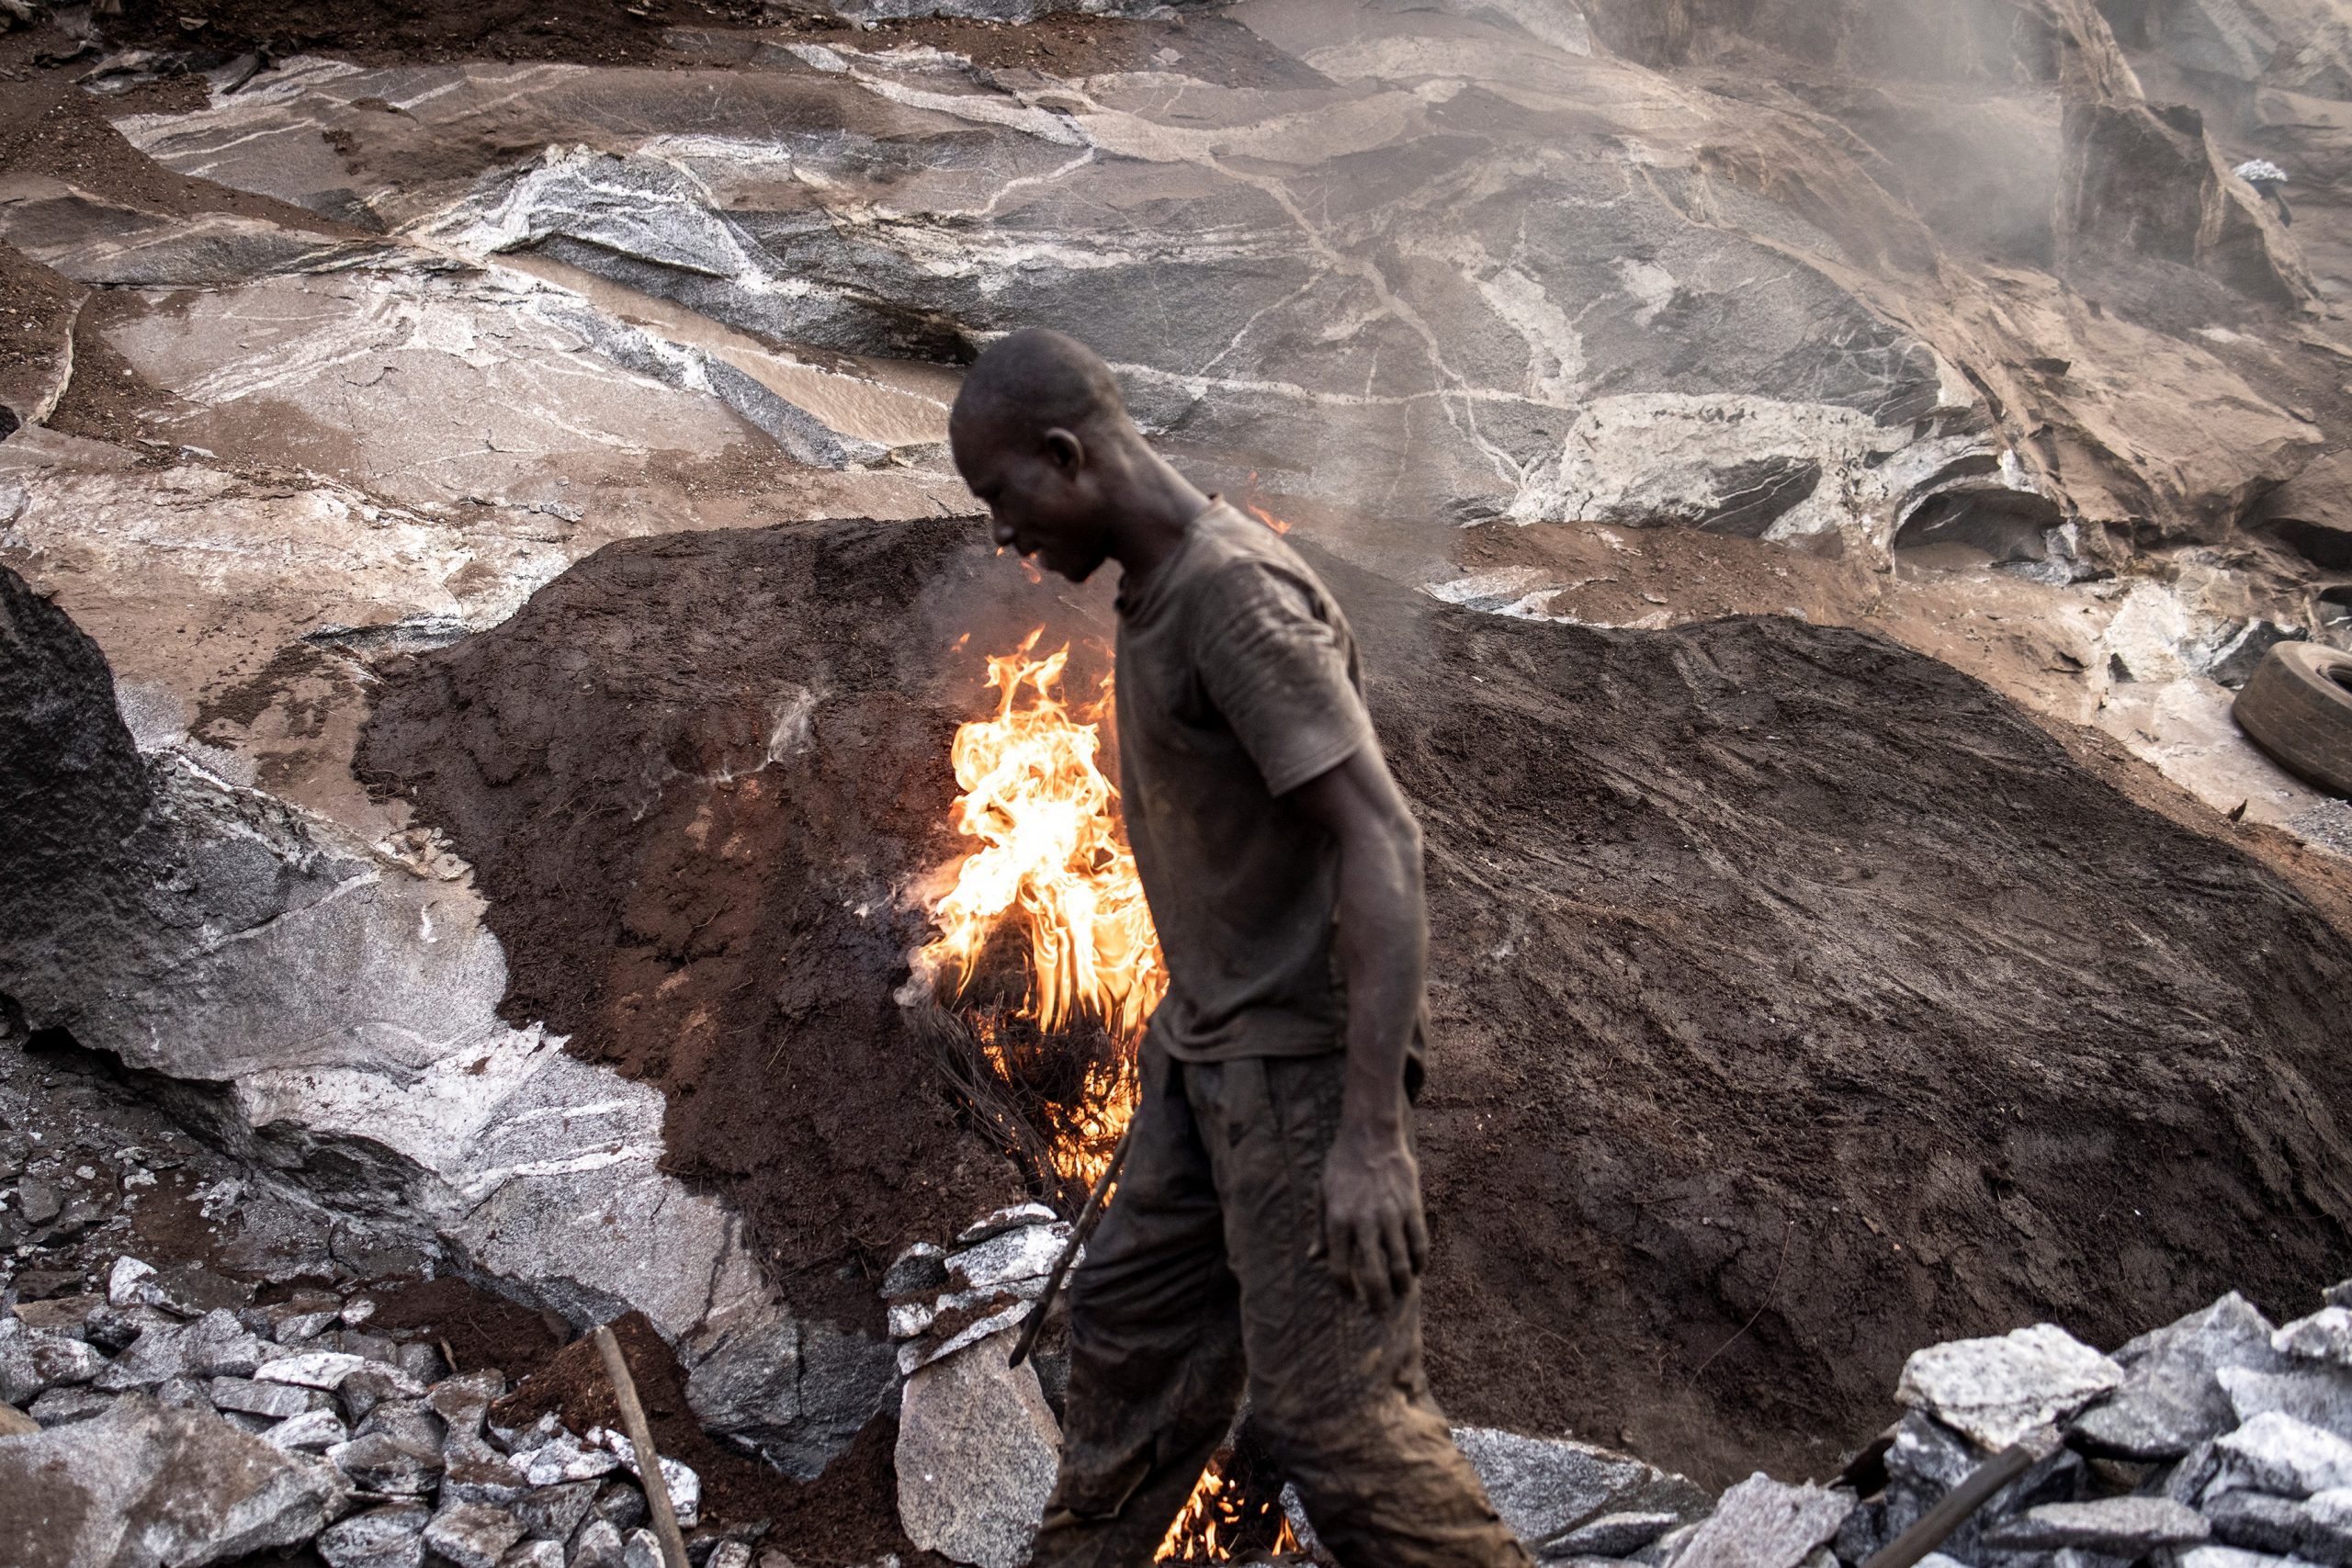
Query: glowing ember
910,629,1167,1186
1243,472,1294,535
1157,1450,1301,1562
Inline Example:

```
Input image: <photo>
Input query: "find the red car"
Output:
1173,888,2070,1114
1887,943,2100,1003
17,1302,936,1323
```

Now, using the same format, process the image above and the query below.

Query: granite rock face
895,1331,1060,1568
0,560,771,1358
686,1311,897,1480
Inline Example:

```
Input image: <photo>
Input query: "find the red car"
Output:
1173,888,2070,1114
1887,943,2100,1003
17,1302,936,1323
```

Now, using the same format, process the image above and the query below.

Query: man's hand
1320,1119,1430,1313
1289,747,1433,1316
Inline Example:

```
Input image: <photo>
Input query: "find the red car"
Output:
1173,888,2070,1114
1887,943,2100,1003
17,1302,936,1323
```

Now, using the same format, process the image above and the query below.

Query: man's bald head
952,327,1204,585
950,328,1134,454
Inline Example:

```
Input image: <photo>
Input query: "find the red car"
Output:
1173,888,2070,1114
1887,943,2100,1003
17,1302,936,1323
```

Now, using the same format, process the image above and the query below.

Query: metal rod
1861,1443,2035,1568
594,1323,693,1568
1009,1130,1131,1369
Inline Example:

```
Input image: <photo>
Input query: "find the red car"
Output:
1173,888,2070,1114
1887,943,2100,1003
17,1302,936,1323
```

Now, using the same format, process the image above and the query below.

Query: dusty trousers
1031,1035,1532,1568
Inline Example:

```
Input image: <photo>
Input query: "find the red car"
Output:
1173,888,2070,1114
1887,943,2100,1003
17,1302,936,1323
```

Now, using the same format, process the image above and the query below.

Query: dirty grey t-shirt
1114,502,1384,1064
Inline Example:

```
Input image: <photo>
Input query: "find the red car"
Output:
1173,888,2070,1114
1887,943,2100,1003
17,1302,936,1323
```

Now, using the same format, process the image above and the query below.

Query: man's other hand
1320,1119,1430,1313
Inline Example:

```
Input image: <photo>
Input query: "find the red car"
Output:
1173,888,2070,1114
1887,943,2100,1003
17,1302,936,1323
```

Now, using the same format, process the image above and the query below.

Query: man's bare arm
1289,745,1430,1313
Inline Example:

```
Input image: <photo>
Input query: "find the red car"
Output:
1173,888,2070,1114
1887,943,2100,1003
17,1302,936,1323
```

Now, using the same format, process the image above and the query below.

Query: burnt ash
358,516,2352,1486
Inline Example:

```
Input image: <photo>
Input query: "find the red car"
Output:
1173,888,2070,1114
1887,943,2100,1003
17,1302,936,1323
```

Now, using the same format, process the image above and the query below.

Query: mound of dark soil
357,520,1087,1325
359,516,2352,1486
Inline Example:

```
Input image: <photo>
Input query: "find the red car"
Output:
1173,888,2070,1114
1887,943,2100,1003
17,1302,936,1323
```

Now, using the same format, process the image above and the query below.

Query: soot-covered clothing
1033,1040,1534,1568
1114,501,1381,1064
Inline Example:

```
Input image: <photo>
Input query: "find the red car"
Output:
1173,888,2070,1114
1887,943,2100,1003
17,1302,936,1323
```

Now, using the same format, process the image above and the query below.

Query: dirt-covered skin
359,517,2352,1486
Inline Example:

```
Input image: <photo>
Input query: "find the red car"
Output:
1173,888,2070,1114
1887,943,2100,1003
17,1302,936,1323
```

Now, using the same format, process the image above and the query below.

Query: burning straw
901,630,1164,1203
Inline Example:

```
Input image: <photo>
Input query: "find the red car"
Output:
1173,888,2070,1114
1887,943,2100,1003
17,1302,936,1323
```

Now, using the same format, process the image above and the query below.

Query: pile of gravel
1502,1280,2352,1568
0,1256,719,1568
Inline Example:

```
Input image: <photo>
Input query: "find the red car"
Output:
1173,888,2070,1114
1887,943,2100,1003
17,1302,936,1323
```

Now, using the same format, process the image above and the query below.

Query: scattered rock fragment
2276,1307,2352,1368
586,1427,700,1529
2201,1487,2352,1562
0,1315,108,1404
420,1500,528,1568
342,1362,428,1422
1673,1473,1853,1568
85,1303,173,1354
11,1292,98,1333
318,1502,431,1568
594,1477,647,1532
17,1176,61,1225
0,1394,349,1563
268,1406,351,1451
1986,1495,2211,1552
212,1374,318,1421
2219,1363,2352,1442
2076,1293,2287,1459
328,1429,446,1495
571,1517,627,1568
106,1255,157,1308
1454,1427,1664,1547
1896,1324,2124,1450
896,1330,1059,1568
1550,1509,1680,1557
893,1209,1073,1375
504,1539,564,1568
28,1383,114,1427
511,1478,597,1540
156,1374,216,1415
277,1309,343,1345
2211,1412,2352,1498
513,1427,618,1485
440,1439,534,1509
258,1348,376,1391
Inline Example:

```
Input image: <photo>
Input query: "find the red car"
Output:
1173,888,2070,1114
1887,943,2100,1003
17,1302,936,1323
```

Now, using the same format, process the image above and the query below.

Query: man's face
951,419,1113,583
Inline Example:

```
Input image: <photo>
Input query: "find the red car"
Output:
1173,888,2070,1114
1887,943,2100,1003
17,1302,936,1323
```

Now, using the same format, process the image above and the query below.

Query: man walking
948,329,1532,1568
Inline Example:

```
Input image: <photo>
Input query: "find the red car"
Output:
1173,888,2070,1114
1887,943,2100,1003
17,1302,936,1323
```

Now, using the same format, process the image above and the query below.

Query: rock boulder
895,1330,1059,1568
0,1393,349,1568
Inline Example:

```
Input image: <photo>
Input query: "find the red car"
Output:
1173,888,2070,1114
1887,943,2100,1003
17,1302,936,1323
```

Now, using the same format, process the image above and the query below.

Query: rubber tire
2233,640,2352,797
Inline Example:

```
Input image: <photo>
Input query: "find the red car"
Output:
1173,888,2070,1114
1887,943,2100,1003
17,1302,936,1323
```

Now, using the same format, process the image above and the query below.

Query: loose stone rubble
0,1255,679,1568
8,1234,2352,1568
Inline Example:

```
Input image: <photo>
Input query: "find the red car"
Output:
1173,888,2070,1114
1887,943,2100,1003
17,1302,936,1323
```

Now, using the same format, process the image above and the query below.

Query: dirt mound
356,520,1081,1326
359,516,2352,1485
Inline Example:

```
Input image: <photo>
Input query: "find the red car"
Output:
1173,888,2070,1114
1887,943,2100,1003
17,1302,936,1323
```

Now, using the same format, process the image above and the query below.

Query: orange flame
1242,473,1293,535
914,637,1295,1559
1157,1455,1301,1562
910,630,1167,1185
